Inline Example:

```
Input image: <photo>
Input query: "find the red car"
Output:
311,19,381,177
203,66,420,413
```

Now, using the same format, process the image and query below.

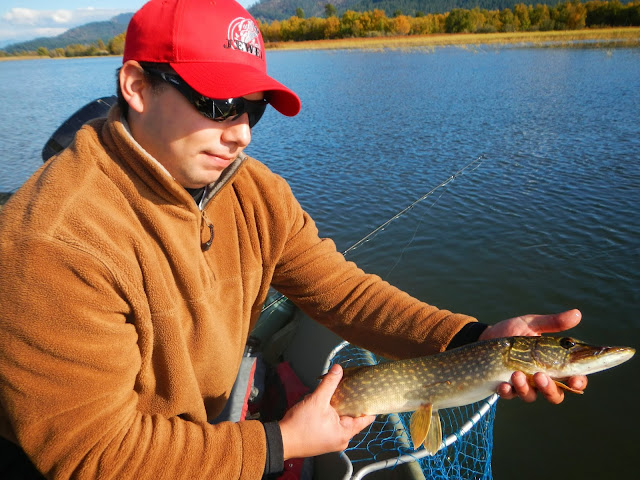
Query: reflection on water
1,47,639,479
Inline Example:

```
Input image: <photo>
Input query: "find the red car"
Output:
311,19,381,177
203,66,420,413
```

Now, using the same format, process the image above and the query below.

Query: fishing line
341,155,486,259
377,156,485,279
261,154,487,313
382,186,453,280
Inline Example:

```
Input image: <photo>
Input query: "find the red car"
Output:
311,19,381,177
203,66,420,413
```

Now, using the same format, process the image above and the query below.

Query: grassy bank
266,27,640,51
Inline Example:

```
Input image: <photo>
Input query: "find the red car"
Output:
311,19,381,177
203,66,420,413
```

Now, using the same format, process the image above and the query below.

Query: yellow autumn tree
108,32,126,55
392,15,411,35
324,16,340,38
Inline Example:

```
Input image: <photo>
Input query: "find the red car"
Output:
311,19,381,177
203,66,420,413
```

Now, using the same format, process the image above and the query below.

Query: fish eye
560,337,576,349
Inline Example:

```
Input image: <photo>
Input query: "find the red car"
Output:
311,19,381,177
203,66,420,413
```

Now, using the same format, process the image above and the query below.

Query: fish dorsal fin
409,404,443,454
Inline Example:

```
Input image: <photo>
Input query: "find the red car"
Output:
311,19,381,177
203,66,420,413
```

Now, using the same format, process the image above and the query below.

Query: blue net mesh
328,342,497,480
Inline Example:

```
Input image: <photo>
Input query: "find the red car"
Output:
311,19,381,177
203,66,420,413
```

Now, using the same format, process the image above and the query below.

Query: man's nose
221,114,252,147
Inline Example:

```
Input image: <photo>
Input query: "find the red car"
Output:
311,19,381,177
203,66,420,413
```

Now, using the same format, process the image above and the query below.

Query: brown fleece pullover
0,106,476,479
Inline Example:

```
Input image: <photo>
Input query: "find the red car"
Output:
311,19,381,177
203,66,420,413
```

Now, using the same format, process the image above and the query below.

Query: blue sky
0,1,258,47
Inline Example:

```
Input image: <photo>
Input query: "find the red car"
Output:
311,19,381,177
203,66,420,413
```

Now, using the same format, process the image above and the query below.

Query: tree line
262,0,640,40
0,33,125,59
1,1,638,58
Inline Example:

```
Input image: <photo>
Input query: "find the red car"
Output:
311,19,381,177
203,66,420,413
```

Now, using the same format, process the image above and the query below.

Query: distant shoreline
266,27,640,50
0,54,120,62
1,27,638,62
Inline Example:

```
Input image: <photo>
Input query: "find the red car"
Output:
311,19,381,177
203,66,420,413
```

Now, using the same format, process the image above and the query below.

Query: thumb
527,309,582,334
314,364,343,404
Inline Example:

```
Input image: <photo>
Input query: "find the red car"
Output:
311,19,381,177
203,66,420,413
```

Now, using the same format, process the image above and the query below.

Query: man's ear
120,60,149,114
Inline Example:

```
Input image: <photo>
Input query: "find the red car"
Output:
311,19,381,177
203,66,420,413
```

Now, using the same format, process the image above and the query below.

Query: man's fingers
510,371,538,403
342,414,375,432
339,414,375,448
566,375,588,392
532,372,564,404
496,382,517,400
499,370,587,405
526,309,582,334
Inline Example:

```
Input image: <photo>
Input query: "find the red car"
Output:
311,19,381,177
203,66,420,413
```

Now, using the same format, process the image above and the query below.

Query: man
0,1,586,478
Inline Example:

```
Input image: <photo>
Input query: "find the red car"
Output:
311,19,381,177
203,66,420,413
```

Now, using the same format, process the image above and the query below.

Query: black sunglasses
143,68,268,128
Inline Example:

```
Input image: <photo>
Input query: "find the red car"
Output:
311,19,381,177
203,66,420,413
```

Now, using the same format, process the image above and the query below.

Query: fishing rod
261,154,486,313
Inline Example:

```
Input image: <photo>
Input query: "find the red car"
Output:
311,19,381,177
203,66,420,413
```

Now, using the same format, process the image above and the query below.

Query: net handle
322,341,351,375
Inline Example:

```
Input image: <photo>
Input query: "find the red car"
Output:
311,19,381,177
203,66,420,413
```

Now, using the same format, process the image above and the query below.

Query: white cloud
2,7,42,25
2,7,124,27
50,10,74,25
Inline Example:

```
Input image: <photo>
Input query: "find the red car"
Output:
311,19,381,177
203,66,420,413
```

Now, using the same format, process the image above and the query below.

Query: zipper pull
201,211,214,251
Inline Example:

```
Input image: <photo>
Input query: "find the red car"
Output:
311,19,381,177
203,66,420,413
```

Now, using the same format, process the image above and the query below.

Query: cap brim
171,62,301,117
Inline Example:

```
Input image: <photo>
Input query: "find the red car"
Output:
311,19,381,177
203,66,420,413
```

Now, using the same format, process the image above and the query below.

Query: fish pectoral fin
553,379,584,395
409,404,442,454
525,374,537,389
410,404,432,450
525,374,584,395
424,409,442,455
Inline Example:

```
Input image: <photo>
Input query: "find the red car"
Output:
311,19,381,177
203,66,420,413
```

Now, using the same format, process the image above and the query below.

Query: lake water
1,47,639,479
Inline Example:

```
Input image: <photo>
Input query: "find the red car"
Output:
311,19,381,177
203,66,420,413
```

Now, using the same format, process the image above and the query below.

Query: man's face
130,80,262,189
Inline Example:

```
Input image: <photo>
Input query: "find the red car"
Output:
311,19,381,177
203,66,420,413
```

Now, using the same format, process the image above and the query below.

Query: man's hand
479,309,588,404
279,364,375,460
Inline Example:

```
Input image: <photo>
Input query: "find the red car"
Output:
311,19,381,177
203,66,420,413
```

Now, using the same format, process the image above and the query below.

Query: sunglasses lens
208,98,267,128
248,105,266,128
213,101,238,120
244,100,267,128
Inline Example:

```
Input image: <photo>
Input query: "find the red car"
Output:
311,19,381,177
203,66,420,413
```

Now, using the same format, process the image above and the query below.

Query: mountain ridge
3,13,133,54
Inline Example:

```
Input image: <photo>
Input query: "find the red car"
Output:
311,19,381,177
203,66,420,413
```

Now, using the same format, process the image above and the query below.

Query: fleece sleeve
269,182,478,360
0,236,265,480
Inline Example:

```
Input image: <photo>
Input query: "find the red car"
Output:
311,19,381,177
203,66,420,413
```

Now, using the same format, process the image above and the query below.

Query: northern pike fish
330,336,635,454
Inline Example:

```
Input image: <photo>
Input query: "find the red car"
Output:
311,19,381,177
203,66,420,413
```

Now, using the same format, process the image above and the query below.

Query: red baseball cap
123,0,301,116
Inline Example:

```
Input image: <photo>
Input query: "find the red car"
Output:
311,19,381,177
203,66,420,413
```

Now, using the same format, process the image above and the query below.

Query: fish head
560,337,635,377
507,336,635,378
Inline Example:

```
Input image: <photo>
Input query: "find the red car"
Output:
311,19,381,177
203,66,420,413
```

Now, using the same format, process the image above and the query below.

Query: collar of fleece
104,105,246,211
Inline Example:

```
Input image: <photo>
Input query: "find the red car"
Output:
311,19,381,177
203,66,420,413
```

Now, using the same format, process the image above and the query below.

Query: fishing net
325,342,498,480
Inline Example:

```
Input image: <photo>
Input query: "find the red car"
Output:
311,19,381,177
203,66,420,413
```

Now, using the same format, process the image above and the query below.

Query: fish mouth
568,345,635,376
